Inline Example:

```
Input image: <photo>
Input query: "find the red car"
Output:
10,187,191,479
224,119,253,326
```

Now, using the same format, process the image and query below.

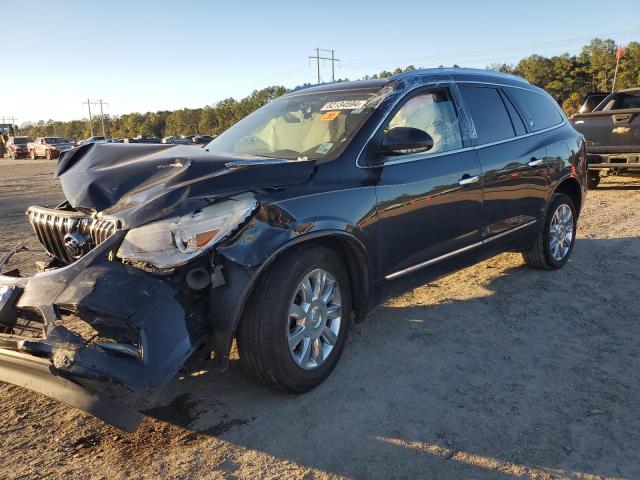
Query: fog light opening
186,267,211,290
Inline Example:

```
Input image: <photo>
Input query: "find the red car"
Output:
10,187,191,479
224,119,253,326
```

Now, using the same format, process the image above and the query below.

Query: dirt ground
0,158,639,479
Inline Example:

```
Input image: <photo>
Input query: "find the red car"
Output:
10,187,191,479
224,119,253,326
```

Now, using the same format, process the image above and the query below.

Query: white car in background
162,136,192,145
77,136,112,146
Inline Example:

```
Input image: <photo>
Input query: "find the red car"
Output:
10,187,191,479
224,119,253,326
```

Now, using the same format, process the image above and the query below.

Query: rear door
363,86,484,278
458,84,549,238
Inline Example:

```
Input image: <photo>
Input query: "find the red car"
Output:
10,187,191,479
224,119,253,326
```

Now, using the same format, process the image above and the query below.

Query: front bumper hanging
0,232,208,431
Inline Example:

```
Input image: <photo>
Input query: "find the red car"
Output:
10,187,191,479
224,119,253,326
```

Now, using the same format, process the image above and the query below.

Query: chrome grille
27,206,116,264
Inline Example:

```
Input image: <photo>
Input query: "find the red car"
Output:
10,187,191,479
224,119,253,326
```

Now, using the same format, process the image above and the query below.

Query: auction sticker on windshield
321,100,368,111
315,142,333,154
320,111,341,121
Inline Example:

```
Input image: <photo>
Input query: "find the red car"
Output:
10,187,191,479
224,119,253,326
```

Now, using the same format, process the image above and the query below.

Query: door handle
528,158,544,167
458,175,480,186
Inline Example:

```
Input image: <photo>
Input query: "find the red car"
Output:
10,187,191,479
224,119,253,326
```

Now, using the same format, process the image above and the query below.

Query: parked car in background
162,136,191,145
134,135,162,144
0,69,586,431
28,137,74,160
77,136,108,146
571,88,640,188
193,134,214,144
5,136,34,159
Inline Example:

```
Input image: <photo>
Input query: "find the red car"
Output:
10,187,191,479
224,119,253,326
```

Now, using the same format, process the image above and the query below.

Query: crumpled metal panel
56,143,316,228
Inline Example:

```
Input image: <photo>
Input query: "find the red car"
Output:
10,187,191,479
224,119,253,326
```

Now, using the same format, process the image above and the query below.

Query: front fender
209,201,375,366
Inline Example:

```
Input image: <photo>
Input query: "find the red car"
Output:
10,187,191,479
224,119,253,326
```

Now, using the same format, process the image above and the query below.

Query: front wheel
522,193,577,270
30,150,36,160
237,245,351,393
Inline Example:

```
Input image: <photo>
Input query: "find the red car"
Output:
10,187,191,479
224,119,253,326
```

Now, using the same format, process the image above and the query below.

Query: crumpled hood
56,143,315,228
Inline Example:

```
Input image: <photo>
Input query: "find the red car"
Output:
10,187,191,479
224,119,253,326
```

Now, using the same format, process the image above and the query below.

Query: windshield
14,137,32,144
205,88,380,161
45,137,64,144
595,91,640,111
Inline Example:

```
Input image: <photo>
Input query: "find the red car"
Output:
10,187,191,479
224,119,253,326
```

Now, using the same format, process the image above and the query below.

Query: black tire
237,245,351,393
522,193,577,270
587,172,600,189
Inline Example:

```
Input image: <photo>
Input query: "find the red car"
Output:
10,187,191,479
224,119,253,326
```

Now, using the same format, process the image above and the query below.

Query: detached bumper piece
0,233,207,431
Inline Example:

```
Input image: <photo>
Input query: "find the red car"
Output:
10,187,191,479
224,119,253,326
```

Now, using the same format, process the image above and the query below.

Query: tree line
19,38,639,140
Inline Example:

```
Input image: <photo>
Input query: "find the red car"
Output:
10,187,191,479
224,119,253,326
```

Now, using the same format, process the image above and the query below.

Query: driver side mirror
381,127,433,156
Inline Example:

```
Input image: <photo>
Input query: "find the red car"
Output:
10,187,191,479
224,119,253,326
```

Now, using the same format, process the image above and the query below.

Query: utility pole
331,50,336,83
82,99,94,136
308,48,340,84
98,99,107,137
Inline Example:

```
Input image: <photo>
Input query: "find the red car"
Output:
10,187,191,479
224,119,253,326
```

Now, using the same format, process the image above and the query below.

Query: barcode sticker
320,100,368,111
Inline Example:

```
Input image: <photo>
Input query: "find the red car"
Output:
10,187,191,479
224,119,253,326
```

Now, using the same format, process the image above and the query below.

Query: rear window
505,88,563,131
459,86,515,144
595,91,640,111
579,93,608,113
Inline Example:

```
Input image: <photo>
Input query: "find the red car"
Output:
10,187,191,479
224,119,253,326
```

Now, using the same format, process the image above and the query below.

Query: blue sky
3,0,640,123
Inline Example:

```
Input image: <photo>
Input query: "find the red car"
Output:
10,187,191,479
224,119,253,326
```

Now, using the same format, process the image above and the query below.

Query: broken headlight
117,193,257,268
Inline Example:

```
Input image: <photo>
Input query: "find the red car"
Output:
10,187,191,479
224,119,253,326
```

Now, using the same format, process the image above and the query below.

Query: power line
342,28,640,72
309,48,340,83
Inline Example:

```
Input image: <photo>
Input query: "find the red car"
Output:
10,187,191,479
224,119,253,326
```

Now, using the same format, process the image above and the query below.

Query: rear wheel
522,193,577,270
237,245,351,393
587,172,600,189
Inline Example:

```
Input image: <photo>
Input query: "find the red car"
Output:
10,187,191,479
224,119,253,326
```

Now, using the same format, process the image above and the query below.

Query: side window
458,86,515,144
385,89,463,156
505,87,563,131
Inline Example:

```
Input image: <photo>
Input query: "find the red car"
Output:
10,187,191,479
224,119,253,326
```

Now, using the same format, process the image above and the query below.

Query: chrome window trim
356,80,566,170
384,219,538,280
376,146,476,166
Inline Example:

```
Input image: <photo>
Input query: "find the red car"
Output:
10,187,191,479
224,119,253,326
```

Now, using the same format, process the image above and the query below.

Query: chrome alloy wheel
549,204,574,261
287,268,342,370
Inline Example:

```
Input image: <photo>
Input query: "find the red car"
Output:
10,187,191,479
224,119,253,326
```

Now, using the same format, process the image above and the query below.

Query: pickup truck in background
571,88,640,188
28,137,74,160
5,136,34,159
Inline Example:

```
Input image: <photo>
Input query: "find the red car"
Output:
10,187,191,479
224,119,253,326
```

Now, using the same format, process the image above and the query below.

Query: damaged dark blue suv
0,68,587,430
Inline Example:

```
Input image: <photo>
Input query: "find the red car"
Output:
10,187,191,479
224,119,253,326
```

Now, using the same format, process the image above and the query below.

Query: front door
363,87,484,279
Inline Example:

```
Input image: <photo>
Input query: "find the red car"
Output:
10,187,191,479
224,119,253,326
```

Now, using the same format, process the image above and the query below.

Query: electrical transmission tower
82,99,108,137
308,48,340,84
